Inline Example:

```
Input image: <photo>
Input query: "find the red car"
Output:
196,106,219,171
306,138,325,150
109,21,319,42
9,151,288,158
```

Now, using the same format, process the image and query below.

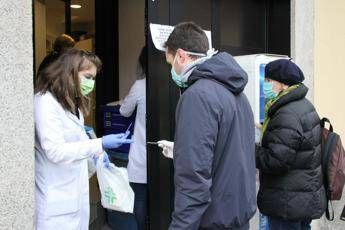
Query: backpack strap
341,204,345,221
321,117,335,221
321,117,333,132
326,200,335,221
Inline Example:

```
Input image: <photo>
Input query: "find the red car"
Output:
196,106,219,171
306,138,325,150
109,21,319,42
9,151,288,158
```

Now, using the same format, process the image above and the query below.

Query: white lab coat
120,78,146,183
34,92,103,230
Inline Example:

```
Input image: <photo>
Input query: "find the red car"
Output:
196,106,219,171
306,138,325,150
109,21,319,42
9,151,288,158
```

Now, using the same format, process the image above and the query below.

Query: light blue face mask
263,81,278,100
171,68,187,88
170,51,207,88
171,55,187,88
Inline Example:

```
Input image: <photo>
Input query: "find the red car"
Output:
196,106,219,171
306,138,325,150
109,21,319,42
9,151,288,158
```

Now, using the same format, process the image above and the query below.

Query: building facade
0,0,344,229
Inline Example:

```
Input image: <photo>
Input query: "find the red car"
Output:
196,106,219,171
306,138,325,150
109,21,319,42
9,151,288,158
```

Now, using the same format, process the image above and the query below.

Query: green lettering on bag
104,187,117,205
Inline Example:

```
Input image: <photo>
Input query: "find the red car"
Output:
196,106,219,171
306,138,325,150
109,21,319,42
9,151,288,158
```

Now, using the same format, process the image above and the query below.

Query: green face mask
80,76,95,96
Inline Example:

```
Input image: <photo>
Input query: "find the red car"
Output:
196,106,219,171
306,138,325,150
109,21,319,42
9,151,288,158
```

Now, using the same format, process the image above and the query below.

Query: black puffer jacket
256,84,327,220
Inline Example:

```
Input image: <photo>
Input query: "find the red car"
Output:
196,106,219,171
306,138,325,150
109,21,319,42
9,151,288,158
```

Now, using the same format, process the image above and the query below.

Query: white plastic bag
96,154,134,213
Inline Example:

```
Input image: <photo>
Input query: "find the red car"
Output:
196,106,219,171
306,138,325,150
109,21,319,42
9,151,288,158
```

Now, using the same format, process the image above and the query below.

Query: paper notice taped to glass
149,23,212,52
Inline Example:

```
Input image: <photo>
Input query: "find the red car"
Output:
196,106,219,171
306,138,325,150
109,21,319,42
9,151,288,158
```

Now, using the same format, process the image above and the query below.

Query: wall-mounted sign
150,23,212,52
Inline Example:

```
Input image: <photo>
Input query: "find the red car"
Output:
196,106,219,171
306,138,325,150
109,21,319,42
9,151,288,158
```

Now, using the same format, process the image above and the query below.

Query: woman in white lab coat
34,49,131,230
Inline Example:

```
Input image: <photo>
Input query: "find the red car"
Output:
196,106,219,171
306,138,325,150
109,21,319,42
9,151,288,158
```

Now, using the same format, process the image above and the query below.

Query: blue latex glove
102,131,133,149
103,153,111,169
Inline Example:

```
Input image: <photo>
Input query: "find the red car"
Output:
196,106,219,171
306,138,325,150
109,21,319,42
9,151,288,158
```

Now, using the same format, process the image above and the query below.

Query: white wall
314,0,345,141
118,0,145,99
314,1,345,228
0,0,34,229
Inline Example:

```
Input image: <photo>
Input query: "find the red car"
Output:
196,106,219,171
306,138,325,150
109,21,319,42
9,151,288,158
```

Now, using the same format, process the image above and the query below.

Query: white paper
150,23,212,52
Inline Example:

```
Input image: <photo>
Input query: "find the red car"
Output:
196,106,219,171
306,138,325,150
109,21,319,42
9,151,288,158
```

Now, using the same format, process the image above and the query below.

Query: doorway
33,0,290,229
146,0,290,229
33,0,147,229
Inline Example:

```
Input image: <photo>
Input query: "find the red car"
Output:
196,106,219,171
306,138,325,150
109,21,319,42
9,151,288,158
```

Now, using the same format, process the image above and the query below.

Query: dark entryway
146,0,290,229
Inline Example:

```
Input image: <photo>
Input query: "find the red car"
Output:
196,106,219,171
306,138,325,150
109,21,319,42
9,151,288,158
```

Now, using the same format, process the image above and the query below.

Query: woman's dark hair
138,45,147,77
35,49,102,116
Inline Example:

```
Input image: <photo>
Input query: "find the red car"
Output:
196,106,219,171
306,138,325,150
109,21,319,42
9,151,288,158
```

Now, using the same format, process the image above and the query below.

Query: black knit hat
265,59,305,86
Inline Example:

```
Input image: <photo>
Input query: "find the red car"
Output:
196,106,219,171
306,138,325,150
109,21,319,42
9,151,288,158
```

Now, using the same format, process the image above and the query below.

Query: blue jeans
259,213,270,230
107,209,137,230
106,183,147,230
268,217,311,230
130,183,147,230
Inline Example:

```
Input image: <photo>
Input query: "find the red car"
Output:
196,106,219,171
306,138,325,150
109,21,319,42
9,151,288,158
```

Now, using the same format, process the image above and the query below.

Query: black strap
321,117,333,132
321,117,335,221
326,200,335,221
340,204,345,221
75,107,80,119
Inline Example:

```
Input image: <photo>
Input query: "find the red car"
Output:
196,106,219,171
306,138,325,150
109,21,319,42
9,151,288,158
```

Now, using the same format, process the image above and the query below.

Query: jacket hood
189,52,248,94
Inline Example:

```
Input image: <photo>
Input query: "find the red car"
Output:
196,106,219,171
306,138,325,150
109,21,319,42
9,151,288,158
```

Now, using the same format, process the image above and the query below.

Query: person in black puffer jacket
256,59,327,230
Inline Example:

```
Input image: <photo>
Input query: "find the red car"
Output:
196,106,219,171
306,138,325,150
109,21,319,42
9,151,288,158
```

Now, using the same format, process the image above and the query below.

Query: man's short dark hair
165,22,209,55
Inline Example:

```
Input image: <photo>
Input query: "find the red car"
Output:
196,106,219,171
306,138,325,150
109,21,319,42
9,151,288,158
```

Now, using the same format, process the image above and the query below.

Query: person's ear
175,49,187,65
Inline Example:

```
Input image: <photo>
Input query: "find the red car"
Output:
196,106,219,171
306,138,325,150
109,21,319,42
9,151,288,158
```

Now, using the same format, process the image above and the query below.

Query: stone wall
0,0,34,229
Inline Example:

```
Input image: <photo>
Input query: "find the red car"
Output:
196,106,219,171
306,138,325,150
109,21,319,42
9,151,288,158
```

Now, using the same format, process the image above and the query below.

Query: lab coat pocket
46,190,80,216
